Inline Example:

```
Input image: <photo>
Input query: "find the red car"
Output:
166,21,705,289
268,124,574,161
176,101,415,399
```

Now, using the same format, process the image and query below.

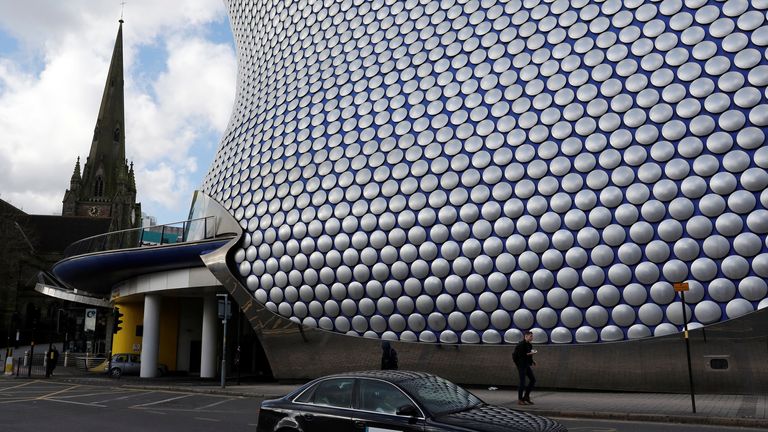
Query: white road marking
194,417,220,422
93,391,150,404
43,398,106,408
196,398,234,410
54,391,122,399
132,394,191,408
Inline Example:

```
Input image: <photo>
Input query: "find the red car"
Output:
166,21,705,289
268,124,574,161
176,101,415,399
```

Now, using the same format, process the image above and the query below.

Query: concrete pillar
200,295,218,378
140,294,161,378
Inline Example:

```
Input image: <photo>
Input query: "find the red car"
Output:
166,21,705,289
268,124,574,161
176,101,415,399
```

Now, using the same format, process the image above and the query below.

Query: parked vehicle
257,370,567,432
106,353,167,377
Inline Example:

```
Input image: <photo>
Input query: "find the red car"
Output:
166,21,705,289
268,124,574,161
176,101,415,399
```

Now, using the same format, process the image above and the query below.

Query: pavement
6,366,768,429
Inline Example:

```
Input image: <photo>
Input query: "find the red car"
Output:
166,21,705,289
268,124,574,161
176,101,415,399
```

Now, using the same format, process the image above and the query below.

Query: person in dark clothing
50,346,59,376
513,331,537,405
381,341,399,370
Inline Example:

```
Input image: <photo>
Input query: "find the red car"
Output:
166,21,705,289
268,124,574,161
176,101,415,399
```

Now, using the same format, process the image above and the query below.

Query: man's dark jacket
513,340,534,368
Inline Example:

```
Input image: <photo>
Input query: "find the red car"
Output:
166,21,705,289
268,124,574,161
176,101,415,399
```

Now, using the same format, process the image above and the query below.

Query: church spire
69,156,82,189
62,20,140,229
82,20,125,200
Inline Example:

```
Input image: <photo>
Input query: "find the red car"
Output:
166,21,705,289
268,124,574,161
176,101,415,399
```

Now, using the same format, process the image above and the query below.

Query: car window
130,355,140,363
309,378,354,408
398,376,483,416
358,379,415,416
114,355,126,363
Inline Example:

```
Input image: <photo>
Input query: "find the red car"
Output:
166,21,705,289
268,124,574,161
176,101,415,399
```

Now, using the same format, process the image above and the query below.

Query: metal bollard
64,351,69,368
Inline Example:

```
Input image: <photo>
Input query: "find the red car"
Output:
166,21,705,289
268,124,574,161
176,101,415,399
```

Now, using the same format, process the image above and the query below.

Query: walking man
50,346,59,376
513,331,537,405
45,345,54,378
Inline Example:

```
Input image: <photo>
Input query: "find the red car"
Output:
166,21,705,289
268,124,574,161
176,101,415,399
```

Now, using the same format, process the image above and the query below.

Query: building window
95,176,104,197
710,359,729,370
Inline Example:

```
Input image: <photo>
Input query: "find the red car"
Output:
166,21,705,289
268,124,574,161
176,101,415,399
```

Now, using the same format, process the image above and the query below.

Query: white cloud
138,161,196,219
0,0,236,222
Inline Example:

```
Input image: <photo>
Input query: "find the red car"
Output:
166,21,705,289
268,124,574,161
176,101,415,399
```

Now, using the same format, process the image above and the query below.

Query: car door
351,378,425,432
295,378,355,432
128,354,141,374
112,354,126,372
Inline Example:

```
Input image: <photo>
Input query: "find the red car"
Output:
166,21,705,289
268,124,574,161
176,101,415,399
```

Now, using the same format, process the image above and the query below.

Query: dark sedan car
257,370,567,432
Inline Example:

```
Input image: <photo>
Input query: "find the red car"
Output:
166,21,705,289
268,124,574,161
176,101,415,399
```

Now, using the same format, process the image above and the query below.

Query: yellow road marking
37,385,80,400
0,381,37,392
0,397,38,404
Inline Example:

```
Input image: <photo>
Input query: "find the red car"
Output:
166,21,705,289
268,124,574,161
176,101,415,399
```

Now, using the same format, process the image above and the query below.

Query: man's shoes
524,399,534,405
517,400,527,405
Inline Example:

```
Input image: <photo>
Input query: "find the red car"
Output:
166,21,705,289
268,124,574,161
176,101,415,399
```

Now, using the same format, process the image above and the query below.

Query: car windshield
397,376,483,416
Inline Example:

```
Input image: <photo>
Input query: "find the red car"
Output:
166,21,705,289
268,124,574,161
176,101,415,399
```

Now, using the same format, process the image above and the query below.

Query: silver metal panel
200,209,768,394
34,283,111,308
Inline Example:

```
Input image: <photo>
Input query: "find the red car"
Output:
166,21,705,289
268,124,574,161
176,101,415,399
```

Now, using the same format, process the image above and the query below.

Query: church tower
62,20,141,231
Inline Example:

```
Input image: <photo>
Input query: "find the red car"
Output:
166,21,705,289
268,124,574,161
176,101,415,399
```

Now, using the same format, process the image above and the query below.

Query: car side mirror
396,404,419,417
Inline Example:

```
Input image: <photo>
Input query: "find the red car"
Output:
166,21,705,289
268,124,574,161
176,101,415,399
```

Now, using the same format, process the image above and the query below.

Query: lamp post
674,282,696,414
216,294,229,389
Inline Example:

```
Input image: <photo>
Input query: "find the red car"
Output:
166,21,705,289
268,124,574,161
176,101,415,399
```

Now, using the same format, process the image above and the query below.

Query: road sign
84,308,97,331
673,282,689,292
218,299,232,320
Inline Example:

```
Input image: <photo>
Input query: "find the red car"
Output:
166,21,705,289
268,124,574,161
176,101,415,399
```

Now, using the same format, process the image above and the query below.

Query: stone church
1,21,140,349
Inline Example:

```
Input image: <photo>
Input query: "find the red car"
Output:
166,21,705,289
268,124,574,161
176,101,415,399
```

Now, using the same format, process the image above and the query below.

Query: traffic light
112,308,124,334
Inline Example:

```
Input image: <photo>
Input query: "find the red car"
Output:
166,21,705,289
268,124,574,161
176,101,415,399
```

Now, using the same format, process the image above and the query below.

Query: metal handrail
63,216,218,258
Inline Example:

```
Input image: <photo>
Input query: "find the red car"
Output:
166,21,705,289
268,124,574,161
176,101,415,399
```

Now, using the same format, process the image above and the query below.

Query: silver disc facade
203,0,768,345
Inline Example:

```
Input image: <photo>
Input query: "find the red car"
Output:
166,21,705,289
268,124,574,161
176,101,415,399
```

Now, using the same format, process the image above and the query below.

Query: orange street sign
674,282,690,292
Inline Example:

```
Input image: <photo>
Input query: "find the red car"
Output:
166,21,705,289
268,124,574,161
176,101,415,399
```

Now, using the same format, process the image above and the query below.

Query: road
1,380,765,432
0,380,262,431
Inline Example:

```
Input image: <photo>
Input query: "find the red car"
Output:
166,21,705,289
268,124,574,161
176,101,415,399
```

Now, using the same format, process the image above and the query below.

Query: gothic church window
95,176,104,197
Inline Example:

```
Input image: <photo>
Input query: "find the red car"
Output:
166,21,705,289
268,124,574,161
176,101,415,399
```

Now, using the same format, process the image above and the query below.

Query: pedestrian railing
63,216,219,258
73,354,109,372
8,353,48,377
1,351,112,377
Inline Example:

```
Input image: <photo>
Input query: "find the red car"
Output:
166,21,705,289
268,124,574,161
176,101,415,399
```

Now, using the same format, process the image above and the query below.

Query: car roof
319,370,437,384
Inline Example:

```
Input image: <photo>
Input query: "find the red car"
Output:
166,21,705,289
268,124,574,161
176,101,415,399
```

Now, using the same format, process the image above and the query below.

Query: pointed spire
62,19,139,228
73,156,81,176
129,161,136,191
81,20,126,199
69,157,82,189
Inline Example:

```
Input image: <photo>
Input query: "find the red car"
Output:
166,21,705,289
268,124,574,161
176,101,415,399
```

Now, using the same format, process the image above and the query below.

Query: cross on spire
120,1,126,22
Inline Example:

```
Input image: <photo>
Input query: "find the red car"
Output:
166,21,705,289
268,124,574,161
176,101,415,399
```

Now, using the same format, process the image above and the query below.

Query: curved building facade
203,0,768,348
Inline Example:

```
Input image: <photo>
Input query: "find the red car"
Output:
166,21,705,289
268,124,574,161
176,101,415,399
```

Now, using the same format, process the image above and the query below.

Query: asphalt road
0,380,263,432
1,380,765,432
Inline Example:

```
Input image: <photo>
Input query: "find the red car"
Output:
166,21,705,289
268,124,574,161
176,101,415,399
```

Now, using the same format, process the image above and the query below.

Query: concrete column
200,295,218,378
140,294,161,378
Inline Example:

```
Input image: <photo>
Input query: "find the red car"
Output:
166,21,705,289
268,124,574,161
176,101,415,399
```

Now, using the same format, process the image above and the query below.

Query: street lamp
216,294,231,389
674,281,696,414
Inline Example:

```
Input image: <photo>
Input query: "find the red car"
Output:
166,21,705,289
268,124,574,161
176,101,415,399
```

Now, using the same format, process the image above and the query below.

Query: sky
0,0,237,224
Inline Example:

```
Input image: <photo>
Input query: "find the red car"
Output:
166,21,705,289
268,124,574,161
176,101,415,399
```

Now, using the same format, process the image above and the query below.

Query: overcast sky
0,0,237,224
